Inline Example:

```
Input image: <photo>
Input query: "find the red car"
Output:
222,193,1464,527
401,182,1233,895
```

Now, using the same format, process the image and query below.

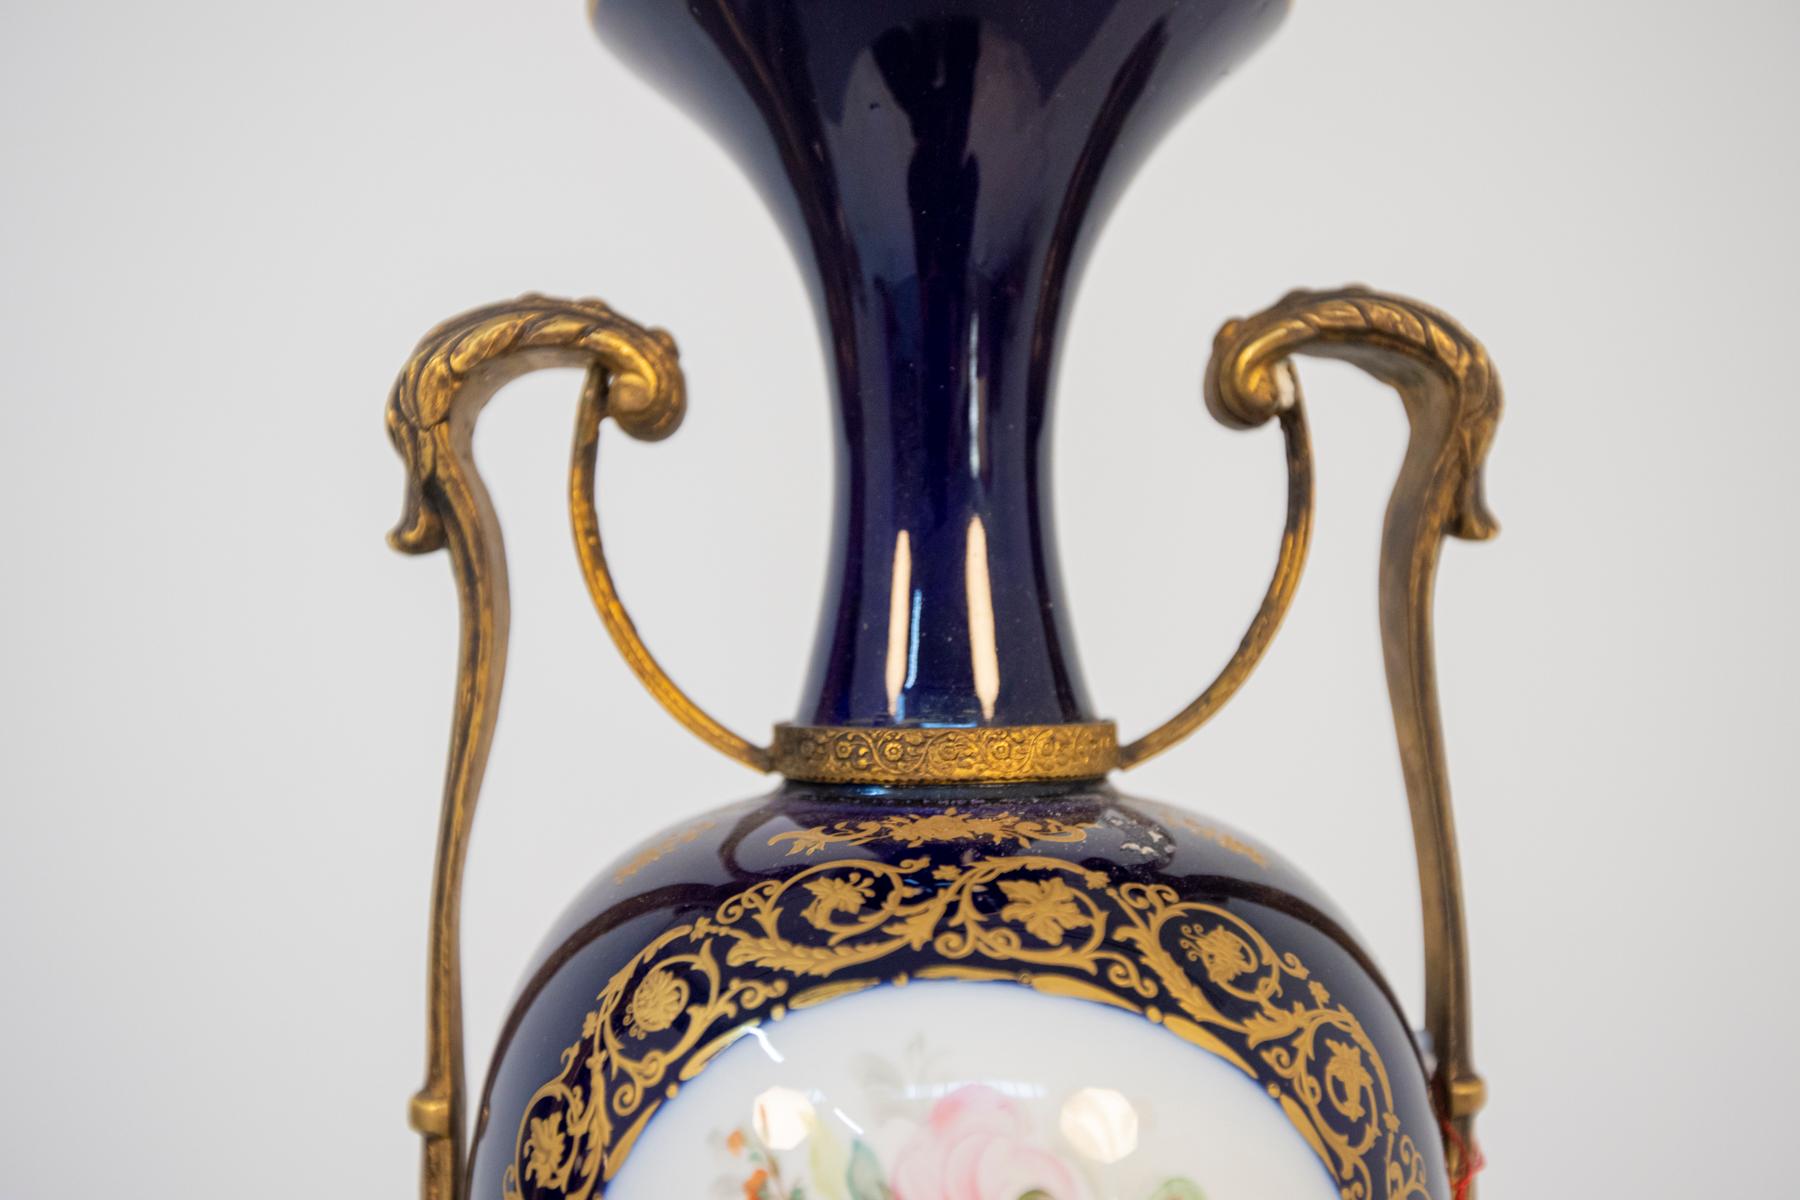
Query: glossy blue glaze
592,0,1287,727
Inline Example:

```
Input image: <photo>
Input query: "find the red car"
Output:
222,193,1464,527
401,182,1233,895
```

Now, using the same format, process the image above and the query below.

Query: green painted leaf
845,1141,891,1200
807,1116,851,1200
1147,1180,1207,1200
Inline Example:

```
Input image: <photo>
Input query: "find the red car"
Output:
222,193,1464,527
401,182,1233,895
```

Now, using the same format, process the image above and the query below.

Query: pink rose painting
889,1085,1089,1200
721,1081,1206,1200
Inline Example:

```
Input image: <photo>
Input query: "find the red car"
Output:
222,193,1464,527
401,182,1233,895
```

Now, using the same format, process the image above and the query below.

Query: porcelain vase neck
591,0,1288,727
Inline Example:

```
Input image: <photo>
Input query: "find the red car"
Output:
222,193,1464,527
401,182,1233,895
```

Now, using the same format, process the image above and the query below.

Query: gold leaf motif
522,1113,573,1191
894,812,998,844
997,878,1087,946
799,875,874,929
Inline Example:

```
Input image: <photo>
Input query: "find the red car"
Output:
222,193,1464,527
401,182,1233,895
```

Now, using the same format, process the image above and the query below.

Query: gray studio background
3,0,1795,1194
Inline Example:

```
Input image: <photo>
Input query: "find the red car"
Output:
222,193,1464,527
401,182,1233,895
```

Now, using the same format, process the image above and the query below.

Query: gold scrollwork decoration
1203,286,1500,1188
769,805,1093,856
612,818,720,884
771,720,1119,784
504,849,1434,1200
1167,813,1272,868
387,294,688,1200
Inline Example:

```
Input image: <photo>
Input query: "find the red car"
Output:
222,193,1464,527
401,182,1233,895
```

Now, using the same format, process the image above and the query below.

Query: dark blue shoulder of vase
467,779,1442,1200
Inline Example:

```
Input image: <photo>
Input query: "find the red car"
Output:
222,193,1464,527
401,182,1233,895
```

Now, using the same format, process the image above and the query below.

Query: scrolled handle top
385,294,686,555
1204,286,1501,543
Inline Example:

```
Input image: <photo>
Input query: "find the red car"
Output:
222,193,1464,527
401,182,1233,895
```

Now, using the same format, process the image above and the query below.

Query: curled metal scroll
1117,390,1314,770
569,366,773,773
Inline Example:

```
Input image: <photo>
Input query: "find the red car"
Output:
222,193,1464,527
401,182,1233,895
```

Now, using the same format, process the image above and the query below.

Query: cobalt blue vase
386,3,1500,1198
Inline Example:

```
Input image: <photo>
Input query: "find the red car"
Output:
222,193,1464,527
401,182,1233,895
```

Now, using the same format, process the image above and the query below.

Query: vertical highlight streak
884,530,912,717
968,312,984,479
905,592,923,691
965,516,1000,720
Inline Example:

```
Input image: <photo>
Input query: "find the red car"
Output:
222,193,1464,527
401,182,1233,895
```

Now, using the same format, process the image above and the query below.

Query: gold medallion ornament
502,850,1431,1200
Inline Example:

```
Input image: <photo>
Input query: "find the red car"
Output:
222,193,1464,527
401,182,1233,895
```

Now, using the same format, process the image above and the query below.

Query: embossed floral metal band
770,721,1121,784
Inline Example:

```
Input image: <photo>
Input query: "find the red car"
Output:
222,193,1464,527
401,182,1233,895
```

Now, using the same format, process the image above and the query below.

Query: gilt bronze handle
569,363,773,774
1116,392,1314,771
1175,285,1499,1190
386,293,733,1200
